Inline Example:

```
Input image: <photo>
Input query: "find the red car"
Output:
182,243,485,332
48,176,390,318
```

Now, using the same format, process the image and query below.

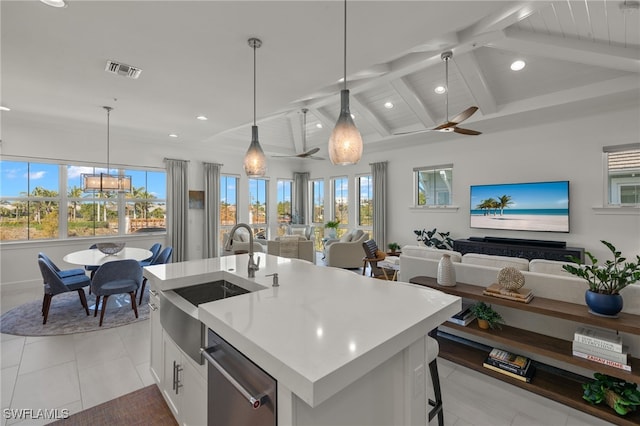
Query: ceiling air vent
105,60,142,79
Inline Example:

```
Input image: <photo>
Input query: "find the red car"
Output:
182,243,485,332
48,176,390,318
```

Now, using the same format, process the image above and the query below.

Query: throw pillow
375,249,386,260
340,232,352,242
291,228,306,237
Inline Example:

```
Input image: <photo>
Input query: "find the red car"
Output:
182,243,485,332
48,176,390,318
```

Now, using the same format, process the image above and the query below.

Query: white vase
437,254,456,286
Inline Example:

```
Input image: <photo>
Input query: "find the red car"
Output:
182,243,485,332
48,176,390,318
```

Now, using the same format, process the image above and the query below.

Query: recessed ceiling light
350,113,355,120
434,86,446,94
316,123,323,129
511,60,526,71
40,0,67,8
0,106,10,111
384,101,394,109
168,133,178,138
196,115,208,121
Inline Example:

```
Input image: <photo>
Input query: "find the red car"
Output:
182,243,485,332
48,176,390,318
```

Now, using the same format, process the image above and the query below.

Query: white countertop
145,253,460,407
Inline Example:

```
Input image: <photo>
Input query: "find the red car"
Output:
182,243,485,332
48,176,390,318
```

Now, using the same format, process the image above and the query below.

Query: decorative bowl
96,242,126,255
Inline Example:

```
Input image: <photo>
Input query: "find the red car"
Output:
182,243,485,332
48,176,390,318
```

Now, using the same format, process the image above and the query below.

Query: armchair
287,224,316,244
222,228,266,255
324,229,369,268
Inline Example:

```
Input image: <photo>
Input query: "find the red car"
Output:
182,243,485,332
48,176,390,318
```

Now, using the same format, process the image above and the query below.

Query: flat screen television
470,181,569,233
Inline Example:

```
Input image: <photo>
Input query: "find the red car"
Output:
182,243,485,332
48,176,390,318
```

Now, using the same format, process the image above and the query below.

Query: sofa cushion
290,227,306,237
234,227,250,242
340,232,353,242
401,245,462,262
529,259,572,276
462,253,529,270
352,229,364,241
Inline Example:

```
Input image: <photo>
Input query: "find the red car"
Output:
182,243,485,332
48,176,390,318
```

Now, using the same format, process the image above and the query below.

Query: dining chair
139,243,162,267
138,246,172,304
91,259,143,326
38,252,86,279
85,244,100,280
38,258,91,325
361,239,394,280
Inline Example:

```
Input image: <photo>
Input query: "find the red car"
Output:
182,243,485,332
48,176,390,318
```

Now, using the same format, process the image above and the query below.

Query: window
414,164,453,206
332,176,348,225
311,179,324,224
276,179,293,236
249,178,268,239
604,145,640,206
357,174,373,227
220,175,238,227
1,159,166,241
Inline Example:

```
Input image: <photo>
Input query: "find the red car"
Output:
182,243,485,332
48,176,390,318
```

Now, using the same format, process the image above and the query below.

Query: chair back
92,259,143,293
146,243,162,262
38,258,69,295
153,247,173,265
362,239,379,260
38,252,61,273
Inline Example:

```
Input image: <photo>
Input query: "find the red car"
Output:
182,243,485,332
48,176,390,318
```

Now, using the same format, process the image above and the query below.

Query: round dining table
63,247,152,309
63,247,152,267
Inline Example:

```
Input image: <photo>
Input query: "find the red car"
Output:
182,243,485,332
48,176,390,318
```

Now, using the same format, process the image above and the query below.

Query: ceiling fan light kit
243,37,267,177
328,0,363,166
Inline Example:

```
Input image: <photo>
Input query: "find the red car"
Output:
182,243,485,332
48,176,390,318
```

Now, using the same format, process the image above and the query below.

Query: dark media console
454,237,584,262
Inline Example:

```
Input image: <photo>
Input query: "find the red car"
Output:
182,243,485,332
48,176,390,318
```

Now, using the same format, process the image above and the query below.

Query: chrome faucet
225,223,260,278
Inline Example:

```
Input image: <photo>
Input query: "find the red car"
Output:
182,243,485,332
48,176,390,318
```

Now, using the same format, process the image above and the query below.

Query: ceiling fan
273,109,325,160
395,51,481,136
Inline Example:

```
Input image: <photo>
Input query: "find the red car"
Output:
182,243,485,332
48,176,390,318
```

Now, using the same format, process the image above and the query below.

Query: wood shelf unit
409,276,640,425
437,337,640,426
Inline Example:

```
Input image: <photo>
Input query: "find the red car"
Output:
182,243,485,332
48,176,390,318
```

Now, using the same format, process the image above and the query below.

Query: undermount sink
173,280,250,307
161,280,256,365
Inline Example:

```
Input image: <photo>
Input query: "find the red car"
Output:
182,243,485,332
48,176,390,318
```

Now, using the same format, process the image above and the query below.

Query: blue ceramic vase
585,290,623,317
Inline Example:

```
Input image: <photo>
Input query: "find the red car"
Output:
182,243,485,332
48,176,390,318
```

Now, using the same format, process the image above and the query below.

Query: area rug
49,385,177,426
0,291,149,336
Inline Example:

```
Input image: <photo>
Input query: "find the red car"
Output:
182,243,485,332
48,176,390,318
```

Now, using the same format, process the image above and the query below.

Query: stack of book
572,326,630,371
482,283,534,303
446,303,476,326
483,348,536,382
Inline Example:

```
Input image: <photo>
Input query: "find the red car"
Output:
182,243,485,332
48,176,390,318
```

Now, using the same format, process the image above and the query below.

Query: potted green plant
470,301,505,330
324,219,340,239
563,240,640,317
413,228,454,250
582,373,640,416
387,242,401,254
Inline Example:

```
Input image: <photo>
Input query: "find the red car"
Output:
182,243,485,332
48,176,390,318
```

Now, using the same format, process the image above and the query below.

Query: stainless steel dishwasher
201,328,276,426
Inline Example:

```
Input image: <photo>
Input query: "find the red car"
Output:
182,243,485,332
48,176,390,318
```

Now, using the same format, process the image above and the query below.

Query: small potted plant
582,373,640,416
387,242,401,254
562,240,640,317
470,301,505,330
324,219,340,239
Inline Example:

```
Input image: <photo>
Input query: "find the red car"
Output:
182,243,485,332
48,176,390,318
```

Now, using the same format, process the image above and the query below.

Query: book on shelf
446,313,477,326
488,348,530,370
572,350,632,371
572,341,628,364
482,283,534,303
574,326,623,353
484,356,532,376
483,359,536,383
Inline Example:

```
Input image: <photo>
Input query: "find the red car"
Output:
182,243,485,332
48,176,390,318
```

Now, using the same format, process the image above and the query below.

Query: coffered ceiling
2,1,639,159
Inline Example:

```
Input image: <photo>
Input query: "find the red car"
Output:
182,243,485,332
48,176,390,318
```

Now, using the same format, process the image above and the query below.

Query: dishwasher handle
200,346,267,410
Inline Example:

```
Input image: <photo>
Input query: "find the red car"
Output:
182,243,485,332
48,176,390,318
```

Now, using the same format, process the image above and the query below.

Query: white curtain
165,159,189,262
203,162,222,258
293,172,309,224
371,161,387,248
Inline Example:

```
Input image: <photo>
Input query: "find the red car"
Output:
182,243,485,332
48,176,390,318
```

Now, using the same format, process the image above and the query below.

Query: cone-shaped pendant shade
328,89,362,165
244,125,267,176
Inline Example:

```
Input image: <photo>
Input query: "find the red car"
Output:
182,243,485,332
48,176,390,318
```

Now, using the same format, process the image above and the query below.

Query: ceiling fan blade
299,147,320,157
453,126,482,135
449,106,478,125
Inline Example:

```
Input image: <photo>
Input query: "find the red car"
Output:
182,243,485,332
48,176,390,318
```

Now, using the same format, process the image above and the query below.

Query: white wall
1,102,639,289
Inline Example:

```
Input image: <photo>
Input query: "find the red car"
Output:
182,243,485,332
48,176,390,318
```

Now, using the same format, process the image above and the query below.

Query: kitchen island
145,253,460,426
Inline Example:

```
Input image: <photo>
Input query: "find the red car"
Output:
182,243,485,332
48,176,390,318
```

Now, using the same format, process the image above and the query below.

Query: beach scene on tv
470,181,569,232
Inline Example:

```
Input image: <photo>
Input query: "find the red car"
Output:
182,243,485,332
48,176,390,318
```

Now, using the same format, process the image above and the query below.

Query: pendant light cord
343,0,347,91
253,42,257,126
445,56,449,122
104,106,112,172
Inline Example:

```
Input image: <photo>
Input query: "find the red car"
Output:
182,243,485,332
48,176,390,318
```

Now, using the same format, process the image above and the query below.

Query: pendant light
243,37,267,177
328,0,363,166
82,106,132,192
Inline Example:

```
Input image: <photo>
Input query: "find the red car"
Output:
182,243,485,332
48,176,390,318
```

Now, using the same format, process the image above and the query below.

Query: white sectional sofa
398,245,640,356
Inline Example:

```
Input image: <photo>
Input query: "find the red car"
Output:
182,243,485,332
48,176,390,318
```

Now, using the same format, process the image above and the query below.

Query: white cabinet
149,288,163,384
161,331,207,426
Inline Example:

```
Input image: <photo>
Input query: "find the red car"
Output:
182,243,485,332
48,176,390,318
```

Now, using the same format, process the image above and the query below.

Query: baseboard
0,279,41,294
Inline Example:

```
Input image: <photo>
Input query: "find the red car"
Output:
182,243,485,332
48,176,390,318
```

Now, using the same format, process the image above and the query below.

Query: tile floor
1,268,615,426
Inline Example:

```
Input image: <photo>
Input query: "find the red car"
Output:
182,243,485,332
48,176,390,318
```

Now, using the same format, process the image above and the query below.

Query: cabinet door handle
172,360,177,391
175,363,183,395
148,303,158,311
149,289,158,297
